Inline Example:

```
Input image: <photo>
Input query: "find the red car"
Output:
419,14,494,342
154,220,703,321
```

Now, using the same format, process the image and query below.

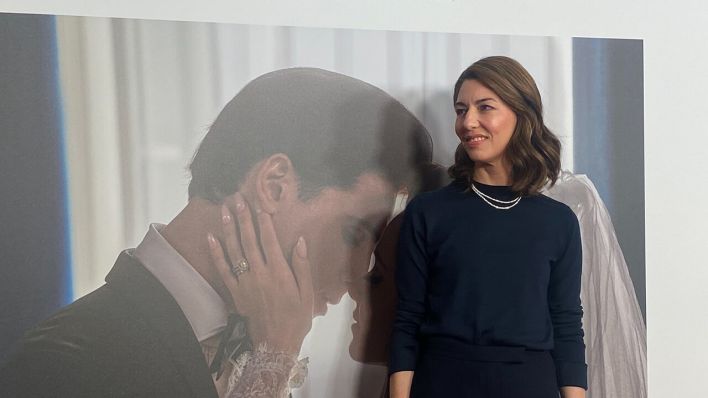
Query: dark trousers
410,338,559,398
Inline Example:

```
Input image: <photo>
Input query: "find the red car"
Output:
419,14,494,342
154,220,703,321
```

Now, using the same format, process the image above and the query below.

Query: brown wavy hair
447,56,561,196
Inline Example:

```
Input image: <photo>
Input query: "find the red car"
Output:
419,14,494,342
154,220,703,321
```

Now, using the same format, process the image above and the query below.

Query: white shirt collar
134,223,228,342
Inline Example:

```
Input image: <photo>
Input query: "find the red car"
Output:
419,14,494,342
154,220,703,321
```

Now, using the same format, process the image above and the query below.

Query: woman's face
454,79,517,167
347,213,403,365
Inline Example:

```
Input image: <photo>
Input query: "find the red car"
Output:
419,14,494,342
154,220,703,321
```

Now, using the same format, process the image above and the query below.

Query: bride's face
347,213,403,364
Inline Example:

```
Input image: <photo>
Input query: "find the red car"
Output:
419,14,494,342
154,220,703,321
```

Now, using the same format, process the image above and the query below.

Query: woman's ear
254,153,297,214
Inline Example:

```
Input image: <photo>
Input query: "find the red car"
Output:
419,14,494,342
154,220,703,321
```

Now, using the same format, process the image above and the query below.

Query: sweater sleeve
548,209,588,389
388,198,429,374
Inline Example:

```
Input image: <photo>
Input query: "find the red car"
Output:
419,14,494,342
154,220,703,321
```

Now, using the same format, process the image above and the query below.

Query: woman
349,165,449,367
348,212,404,366
347,211,404,398
388,56,587,398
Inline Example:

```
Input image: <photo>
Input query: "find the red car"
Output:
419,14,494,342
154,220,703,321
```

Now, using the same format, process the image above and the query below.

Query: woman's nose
464,110,480,130
347,279,365,301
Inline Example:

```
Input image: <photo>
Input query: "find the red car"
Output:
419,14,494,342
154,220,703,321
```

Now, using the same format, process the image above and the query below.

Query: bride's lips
314,294,328,316
352,305,359,323
350,306,361,333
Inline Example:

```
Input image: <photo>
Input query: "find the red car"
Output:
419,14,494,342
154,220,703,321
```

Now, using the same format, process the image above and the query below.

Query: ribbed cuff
388,352,418,376
555,361,588,390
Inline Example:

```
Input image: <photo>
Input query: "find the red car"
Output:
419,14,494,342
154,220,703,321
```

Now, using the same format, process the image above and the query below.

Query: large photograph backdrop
1,12,645,397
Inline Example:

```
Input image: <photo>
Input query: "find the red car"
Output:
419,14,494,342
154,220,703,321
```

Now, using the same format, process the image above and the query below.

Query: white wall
1,1,706,396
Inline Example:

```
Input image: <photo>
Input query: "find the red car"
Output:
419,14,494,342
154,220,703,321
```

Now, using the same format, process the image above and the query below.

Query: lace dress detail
225,343,308,398
201,315,308,398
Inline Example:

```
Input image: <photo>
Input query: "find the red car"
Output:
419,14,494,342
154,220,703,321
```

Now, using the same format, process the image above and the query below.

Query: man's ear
255,153,297,214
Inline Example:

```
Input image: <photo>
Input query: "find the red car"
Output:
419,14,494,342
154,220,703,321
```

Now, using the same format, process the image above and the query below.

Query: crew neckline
451,178,513,189
471,179,512,189
451,178,519,200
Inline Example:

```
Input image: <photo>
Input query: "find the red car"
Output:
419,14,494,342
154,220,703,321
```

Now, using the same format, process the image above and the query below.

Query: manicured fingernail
234,193,245,213
296,236,307,258
221,205,232,224
207,233,217,249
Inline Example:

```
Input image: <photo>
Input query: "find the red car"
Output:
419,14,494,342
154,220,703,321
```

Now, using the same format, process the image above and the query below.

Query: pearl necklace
471,183,522,210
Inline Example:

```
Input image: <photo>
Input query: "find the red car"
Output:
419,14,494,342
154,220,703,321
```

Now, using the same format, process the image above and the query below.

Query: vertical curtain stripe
572,37,646,318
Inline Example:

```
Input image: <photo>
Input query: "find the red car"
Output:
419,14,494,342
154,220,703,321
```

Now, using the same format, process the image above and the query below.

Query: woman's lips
463,135,488,148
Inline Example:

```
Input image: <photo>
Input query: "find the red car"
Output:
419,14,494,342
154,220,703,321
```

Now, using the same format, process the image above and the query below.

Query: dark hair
188,68,433,202
448,56,561,196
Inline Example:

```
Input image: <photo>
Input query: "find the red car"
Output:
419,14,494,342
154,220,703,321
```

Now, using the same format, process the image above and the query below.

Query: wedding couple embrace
0,67,443,398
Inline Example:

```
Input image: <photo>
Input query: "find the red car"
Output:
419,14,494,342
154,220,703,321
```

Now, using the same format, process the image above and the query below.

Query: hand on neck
160,198,236,310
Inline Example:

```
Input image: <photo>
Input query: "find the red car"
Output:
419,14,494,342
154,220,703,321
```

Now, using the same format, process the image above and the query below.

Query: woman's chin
348,342,365,363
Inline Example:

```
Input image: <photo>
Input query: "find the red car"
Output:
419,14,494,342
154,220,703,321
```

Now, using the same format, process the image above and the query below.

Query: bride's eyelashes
365,272,384,286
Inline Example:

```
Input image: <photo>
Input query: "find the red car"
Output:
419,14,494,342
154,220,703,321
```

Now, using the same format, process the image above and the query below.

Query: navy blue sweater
389,179,587,389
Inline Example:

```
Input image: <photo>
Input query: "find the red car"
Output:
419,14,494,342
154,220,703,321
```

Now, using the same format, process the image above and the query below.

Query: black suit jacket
0,252,219,398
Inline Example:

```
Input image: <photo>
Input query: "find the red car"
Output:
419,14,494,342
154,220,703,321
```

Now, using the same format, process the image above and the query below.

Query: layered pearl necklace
471,182,522,210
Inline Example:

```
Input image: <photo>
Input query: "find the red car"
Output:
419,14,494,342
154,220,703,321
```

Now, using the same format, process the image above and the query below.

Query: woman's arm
548,208,588,391
207,192,313,397
389,371,414,398
560,386,586,398
389,198,430,396
225,346,304,398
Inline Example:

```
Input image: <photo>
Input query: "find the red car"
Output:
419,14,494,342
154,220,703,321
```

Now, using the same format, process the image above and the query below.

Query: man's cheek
310,246,342,290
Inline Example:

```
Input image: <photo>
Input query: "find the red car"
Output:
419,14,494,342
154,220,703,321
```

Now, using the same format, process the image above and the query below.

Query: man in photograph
0,68,434,397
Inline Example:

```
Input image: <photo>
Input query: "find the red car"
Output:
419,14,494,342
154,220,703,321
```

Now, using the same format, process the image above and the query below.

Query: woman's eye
479,104,493,111
454,108,466,116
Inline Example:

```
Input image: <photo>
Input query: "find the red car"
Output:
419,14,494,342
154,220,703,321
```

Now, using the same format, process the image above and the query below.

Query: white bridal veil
545,171,647,398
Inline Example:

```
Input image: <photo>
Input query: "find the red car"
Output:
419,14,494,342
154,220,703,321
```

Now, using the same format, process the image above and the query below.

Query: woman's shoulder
407,180,463,210
528,193,578,222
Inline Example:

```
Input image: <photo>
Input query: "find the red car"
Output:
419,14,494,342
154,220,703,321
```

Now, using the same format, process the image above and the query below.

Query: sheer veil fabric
545,171,647,398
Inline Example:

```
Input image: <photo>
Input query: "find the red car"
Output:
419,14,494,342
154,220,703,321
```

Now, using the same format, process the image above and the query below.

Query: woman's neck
472,163,512,186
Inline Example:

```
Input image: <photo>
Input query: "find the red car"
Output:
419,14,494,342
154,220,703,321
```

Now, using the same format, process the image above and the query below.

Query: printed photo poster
0,12,646,398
